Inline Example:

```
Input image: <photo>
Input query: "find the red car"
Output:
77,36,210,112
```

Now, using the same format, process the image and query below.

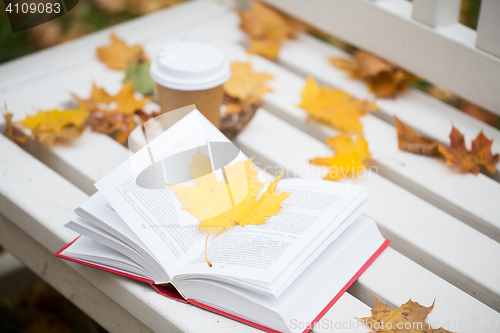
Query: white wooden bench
1,0,499,331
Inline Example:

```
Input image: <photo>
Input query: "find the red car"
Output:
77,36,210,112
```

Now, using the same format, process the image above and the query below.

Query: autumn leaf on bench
360,297,454,333
299,76,377,135
310,133,371,181
19,104,89,146
96,33,148,70
170,151,290,266
439,127,499,175
395,117,439,156
239,1,302,59
330,51,417,98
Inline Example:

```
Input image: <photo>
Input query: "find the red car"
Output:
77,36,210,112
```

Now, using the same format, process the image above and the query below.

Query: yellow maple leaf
20,104,88,145
170,151,290,266
299,76,377,134
310,133,370,181
326,133,371,160
74,81,150,116
223,62,273,103
247,38,281,59
96,33,148,70
360,297,454,333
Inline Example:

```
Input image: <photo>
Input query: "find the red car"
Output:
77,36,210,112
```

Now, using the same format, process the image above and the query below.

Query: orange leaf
74,81,150,116
96,33,148,70
438,127,499,175
395,116,439,155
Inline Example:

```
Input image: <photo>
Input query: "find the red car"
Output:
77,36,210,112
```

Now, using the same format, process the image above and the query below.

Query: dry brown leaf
395,116,439,155
330,51,417,98
438,127,499,175
360,297,454,333
239,1,301,59
96,34,148,70
299,76,377,135
20,104,88,146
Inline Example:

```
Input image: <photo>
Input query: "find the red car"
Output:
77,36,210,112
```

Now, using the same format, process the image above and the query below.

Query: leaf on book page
360,297,454,333
96,33,148,70
299,76,377,135
239,1,301,59
19,104,88,146
395,117,439,156
170,152,291,266
438,126,499,175
330,51,417,98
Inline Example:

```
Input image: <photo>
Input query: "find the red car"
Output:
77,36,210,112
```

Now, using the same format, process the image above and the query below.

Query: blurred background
0,0,496,332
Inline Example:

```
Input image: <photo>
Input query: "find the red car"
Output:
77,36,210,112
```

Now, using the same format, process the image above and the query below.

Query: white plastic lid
150,41,231,91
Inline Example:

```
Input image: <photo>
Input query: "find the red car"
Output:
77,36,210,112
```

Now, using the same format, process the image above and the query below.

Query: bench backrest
261,0,500,115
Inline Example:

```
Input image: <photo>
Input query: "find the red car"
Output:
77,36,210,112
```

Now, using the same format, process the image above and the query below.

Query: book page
96,111,241,278
174,178,365,289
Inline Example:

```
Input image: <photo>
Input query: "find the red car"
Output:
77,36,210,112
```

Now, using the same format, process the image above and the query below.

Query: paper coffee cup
150,41,231,128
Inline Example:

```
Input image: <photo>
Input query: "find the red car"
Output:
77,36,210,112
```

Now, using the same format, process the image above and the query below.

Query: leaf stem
205,230,213,267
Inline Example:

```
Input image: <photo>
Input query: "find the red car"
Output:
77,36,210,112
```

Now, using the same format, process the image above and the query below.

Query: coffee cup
150,41,231,128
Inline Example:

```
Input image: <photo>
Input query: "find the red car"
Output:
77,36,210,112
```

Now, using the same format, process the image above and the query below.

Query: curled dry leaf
96,33,148,70
330,51,417,98
438,127,499,175
239,1,301,59
170,153,290,266
310,133,371,181
395,116,439,155
299,76,377,135
20,104,88,146
360,297,454,333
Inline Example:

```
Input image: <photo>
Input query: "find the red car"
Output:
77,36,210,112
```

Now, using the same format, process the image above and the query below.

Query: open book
56,109,389,333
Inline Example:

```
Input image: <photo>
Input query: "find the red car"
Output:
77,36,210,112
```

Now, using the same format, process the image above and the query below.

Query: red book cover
55,237,390,333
